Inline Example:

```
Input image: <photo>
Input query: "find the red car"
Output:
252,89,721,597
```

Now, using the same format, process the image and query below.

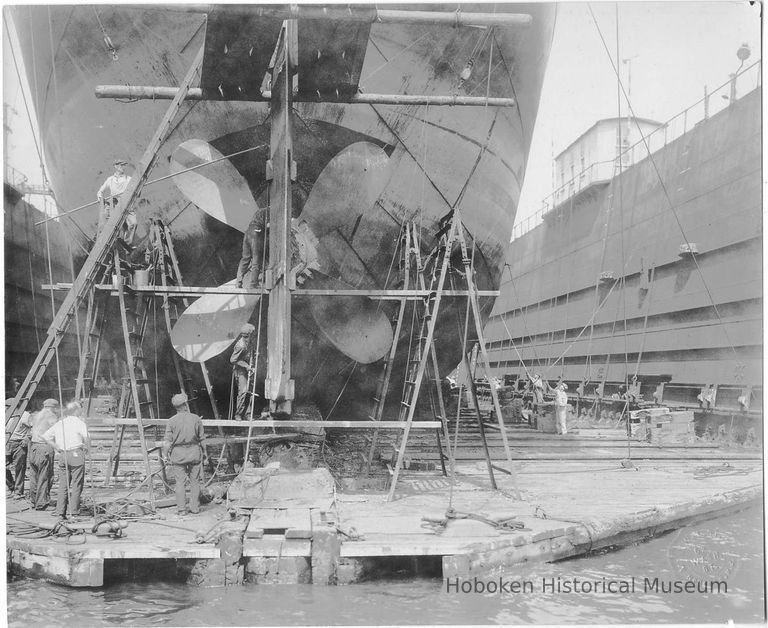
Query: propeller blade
170,279,259,362
305,274,393,364
298,141,390,238
170,139,255,233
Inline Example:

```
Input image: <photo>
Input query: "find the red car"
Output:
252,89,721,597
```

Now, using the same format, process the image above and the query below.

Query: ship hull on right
485,69,762,426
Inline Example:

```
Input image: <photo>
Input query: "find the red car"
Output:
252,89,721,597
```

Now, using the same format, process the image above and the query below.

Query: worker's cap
557,382,567,390
240,323,255,335
42,398,59,408
113,158,129,166
171,392,188,408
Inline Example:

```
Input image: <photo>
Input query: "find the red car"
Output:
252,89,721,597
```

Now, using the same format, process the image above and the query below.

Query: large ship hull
485,84,762,414
9,4,555,416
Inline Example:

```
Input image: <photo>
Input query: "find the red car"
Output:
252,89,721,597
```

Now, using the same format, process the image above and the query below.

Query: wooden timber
41,283,499,299
6,457,760,587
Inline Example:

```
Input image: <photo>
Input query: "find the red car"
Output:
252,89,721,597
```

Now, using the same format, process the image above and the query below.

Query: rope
484,27,494,103
43,219,65,409
23,198,43,354
65,228,82,363
587,2,741,361
35,143,269,226
500,264,542,369
323,362,357,421
613,4,631,395
243,214,269,463
361,31,430,83
448,245,476,511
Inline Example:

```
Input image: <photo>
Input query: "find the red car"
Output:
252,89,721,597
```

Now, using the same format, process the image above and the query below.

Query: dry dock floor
6,452,761,586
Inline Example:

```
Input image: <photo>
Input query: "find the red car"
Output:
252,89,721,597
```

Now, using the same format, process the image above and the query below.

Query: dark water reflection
7,507,764,626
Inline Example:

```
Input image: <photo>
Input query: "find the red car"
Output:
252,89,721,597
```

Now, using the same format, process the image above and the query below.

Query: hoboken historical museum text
445,576,728,595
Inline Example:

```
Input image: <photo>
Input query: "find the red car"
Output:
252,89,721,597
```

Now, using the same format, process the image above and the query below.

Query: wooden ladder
387,216,460,501
386,211,518,501
365,224,411,471
105,248,159,500
151,219,222,420
74,261,112,415
4,44,205,438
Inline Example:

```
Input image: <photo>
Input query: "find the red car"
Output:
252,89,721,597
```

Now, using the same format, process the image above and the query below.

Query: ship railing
512,59,761,242
4,164,29,191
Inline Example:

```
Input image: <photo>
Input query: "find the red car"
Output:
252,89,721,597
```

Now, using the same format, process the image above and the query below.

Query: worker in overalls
236,208,269,289
28,398,60,510
41,400,90,520
97,158,136,246
554,383,569,435
5,398,32,499
230,324,255,421
162,393,206,516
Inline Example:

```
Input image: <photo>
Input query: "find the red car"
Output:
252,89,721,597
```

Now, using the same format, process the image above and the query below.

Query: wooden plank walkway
334,458,762,576
6,444,761,586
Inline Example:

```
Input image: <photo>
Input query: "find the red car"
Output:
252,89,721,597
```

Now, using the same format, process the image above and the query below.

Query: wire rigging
587,2,741,361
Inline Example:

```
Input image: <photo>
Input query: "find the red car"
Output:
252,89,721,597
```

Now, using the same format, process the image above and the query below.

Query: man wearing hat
5,399,32,498
41,400,90,519
162,393,206,515
28,399,60,510
554,382,569,436
236,208,269,289
97,158,136,245
230,324,255,421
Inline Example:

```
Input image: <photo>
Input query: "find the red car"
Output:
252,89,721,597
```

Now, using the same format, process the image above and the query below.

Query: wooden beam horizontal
42,283,499,299
173,5,532,27
95,85,515,107
109,419,442,429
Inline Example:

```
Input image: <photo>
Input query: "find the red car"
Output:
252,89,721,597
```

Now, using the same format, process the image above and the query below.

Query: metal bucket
133,269,150,287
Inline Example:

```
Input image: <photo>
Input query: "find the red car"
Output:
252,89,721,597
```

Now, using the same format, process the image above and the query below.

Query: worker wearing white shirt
554,383,569,435
42,400,90,519
97,158,136,245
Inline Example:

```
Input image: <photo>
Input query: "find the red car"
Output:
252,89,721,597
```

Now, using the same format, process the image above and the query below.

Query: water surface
7,506,764,625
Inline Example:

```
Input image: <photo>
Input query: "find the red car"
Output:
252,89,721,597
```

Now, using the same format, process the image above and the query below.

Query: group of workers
520,373,652,436
5,398,90,518
6,392,208,518
525,373,570,435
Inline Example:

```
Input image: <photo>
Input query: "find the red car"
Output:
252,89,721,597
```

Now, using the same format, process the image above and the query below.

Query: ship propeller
168,140,395,364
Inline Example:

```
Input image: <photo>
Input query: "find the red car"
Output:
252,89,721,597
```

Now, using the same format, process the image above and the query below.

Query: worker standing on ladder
230,324,255,421
41,400,90,520
162,393,206,516
235,208,269,289
97,158,136,246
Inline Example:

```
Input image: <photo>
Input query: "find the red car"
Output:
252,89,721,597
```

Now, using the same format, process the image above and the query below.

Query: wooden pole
264,20,297,415
169,6,533,26
95,85,516,108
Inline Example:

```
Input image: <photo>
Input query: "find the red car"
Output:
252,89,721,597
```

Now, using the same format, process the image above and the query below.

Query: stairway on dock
346,405,762,469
